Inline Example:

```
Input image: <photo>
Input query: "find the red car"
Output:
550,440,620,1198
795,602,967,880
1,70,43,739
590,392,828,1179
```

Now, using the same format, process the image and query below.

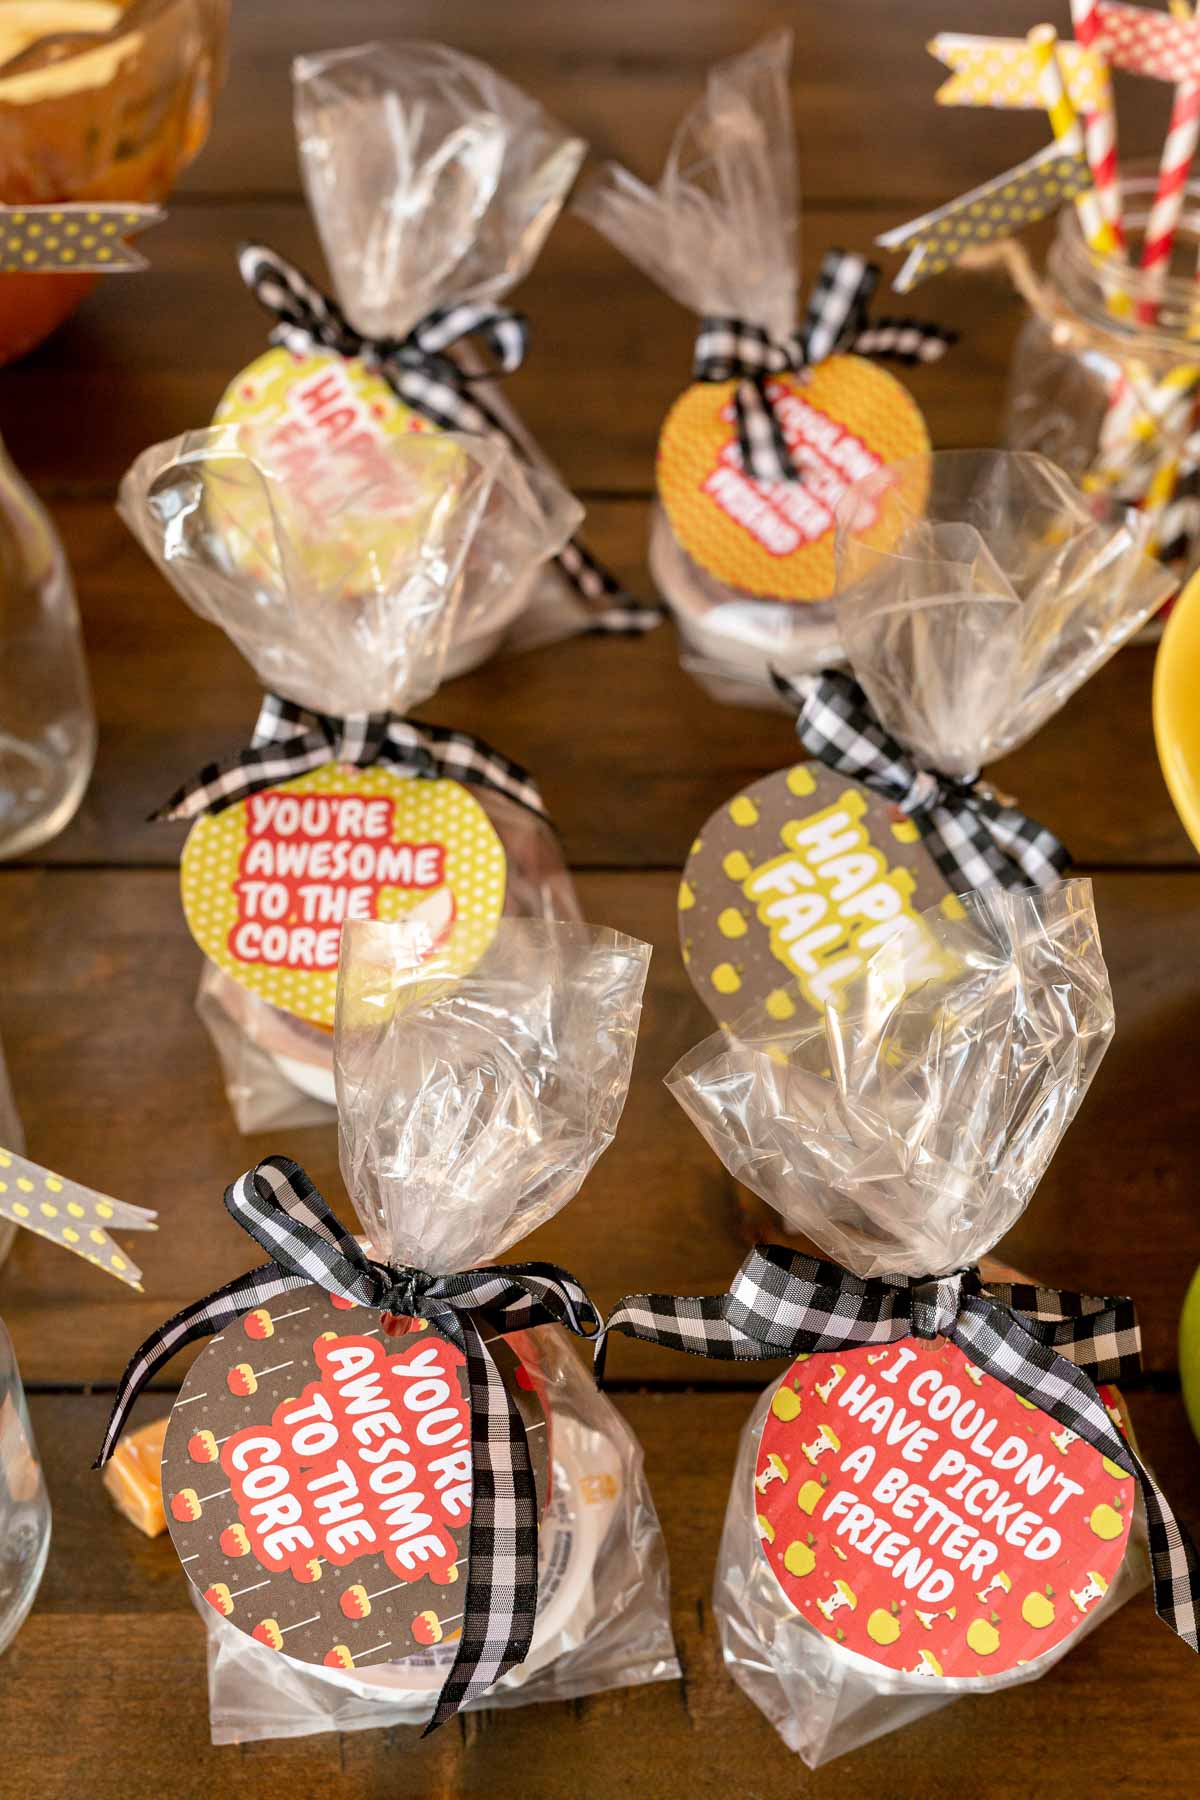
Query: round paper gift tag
656,355,930,601
164,1289,548,1674
754,1340,1133,1681
211,346,455,597
181,767,507,1028
678,763,957,1030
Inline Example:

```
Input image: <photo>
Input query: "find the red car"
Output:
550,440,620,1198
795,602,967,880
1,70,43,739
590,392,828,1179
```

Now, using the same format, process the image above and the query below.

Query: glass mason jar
0,1317,51,1656
0,440,95,858
1005,171,1200,583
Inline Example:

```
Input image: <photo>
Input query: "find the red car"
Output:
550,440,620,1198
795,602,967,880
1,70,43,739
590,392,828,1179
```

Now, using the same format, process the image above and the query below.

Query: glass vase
0,1318,50,1656
0,441,94,858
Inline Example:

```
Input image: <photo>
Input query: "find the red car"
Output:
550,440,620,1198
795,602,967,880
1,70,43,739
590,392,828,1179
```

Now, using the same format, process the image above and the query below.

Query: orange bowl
0,0,229,362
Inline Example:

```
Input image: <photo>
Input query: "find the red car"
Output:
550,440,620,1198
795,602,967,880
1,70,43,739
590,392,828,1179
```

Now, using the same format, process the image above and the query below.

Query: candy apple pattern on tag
754,1338,1132,1678
163,1289,547,1671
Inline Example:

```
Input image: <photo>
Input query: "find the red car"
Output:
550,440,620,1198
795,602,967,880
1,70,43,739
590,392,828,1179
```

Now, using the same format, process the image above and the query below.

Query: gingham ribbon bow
693,250,956,484
775,668,1069,892
153,692,550,825
600,1244,1200,1652
96,1156,601,1731
239,243,660,636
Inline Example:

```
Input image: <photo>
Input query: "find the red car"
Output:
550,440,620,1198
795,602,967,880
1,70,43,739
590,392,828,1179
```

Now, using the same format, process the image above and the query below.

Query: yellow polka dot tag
0,1147,156,1289
181,768,508,1028
678,764,955,1030
656,357,930,600
0,202,163,272
210,347,446,596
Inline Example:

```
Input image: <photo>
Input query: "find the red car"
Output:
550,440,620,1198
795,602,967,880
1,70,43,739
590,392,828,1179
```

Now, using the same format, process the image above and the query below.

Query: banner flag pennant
0,1146,156,1290
0,203,164,274
930,33,1105,112
1095,0,1200,86
878,141,1094,291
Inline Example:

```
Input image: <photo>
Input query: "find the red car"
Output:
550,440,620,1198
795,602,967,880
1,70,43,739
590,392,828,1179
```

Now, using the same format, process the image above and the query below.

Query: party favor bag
678,448,1174,1032
119,423,581,1132
576,31,954,708
97,919,678,1743
221,39,657,668
604,883,1199,1765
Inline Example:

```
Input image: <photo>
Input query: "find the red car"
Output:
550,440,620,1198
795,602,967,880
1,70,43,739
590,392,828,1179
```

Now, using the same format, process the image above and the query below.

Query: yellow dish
1153,570,1200,856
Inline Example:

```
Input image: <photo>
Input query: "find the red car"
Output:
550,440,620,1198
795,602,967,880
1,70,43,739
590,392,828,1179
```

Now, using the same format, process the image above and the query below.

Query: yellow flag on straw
930,33,1106,113
878,141,1094,291
0,1146,156,1289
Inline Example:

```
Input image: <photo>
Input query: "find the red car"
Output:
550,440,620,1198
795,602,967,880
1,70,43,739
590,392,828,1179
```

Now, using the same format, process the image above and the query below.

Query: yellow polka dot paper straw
0,203,164,274
0,1146,156,1289
1025,24,1125,295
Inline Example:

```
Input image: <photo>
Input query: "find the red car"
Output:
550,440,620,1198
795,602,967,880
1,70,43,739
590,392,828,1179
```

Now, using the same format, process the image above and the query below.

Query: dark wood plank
0,202,1025,496
1,868,1197,1384
6,1390,1198,1799
15,498,1196,872
177,0,1180,210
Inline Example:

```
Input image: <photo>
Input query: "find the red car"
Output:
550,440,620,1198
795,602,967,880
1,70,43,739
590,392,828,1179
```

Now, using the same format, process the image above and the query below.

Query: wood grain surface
0,2,1197,1795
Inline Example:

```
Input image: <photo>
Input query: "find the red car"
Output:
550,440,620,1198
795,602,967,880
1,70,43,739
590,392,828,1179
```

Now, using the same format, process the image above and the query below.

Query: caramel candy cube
102,1415,169,1537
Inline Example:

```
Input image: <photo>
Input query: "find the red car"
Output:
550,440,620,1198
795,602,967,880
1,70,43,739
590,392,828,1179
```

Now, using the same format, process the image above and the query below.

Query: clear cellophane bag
576,31,844,700
196,920,680,1739
292,40,608,661
118,427,582,1130
833,449,1176,779
672,883,1150,1764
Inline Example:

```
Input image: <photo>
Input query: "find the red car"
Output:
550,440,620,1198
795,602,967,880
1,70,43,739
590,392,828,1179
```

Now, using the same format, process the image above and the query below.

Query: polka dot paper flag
878,142,1094,291
930,35,1106,113
0,203,164,274
0,1147,156,1289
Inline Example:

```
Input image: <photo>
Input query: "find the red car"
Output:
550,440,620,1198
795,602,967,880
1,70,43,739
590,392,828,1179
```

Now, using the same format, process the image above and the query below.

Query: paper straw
1068,0,1126,250
1142,432,1186,554
1026,24,1127,323
1138,64,1200,319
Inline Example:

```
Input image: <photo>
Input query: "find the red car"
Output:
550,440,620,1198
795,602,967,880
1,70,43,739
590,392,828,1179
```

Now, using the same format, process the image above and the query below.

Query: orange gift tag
656,355,930,601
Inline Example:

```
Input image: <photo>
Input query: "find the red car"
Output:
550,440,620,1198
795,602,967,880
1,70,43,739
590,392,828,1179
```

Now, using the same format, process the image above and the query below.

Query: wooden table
1,4,1198,1795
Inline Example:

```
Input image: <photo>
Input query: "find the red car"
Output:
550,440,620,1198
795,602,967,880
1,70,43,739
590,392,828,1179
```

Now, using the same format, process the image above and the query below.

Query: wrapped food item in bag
677,448,1175,1032
119,423,582,1132
604,884,1200,1765
219,39,656,671
576,31,954,708
97,919,679,1743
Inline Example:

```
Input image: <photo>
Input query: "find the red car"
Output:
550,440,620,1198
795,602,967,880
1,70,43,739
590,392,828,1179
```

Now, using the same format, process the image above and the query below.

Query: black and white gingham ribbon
693,315,809,485
239,244,660,637
774,668,1069,892
153,692,550,825
96,1155,600,1731
600,1243,1200,1653
694,251,955,485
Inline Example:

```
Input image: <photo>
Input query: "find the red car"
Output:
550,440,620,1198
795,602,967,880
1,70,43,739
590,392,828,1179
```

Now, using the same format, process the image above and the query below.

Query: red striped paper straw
1069,0,1125,250
1140,32,1200,321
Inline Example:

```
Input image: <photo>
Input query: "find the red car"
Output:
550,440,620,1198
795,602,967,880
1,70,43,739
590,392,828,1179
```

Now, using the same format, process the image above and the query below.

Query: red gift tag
756,1338,1132,1679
